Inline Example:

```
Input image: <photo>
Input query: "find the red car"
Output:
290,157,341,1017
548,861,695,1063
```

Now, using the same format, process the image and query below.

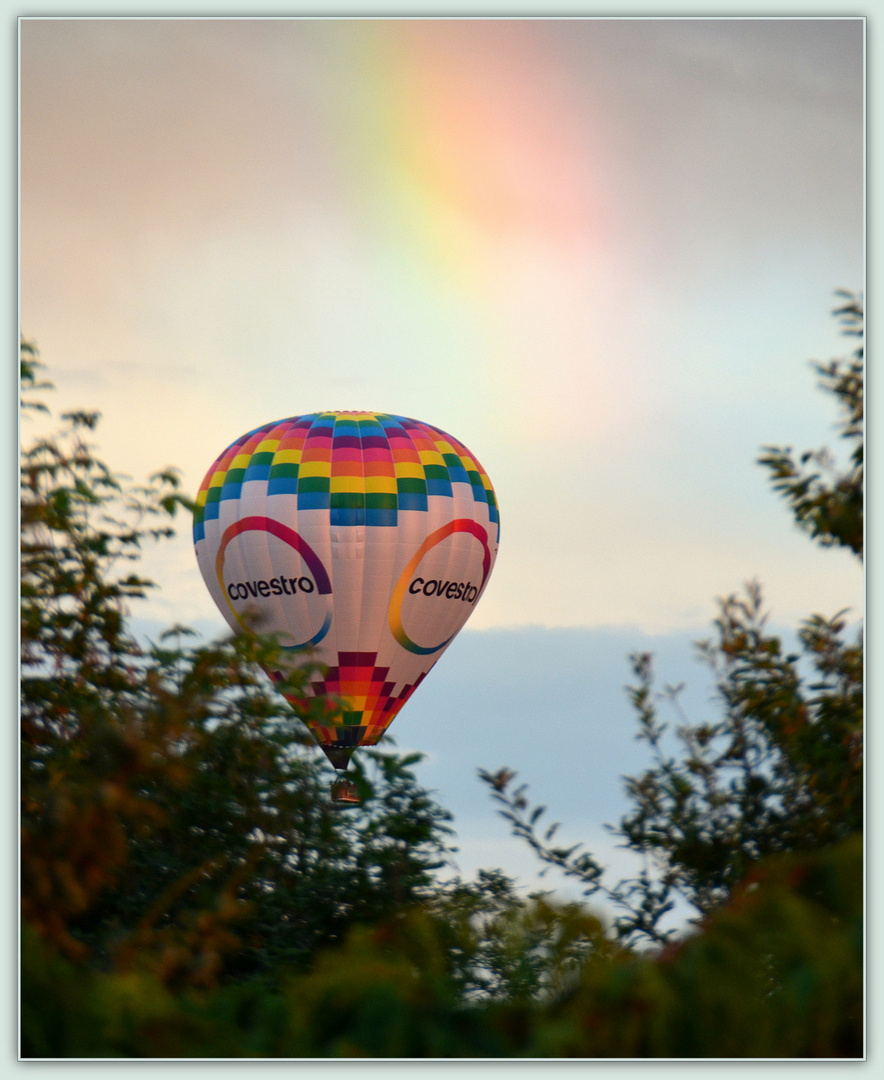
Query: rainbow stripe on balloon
193,411,500,542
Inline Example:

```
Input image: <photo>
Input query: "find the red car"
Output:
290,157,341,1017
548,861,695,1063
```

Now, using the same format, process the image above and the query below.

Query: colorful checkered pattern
269,651,426,749
193,412,499,543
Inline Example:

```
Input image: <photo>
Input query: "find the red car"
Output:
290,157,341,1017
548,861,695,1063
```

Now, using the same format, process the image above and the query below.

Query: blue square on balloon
298,491,330,510
267,477,299,496
426,478,453,497
365,508,397,527
331,507,365,526
398,492,428,512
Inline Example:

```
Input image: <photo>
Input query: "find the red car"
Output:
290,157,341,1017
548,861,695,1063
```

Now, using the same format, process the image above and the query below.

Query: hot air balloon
193,412,499,802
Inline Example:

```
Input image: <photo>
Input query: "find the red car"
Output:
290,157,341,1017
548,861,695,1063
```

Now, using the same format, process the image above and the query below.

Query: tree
480,293,863,947
20,341,457,987
759,289,863,557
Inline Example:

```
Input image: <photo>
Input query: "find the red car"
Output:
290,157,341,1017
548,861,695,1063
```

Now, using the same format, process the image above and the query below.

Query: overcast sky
19,16,864,908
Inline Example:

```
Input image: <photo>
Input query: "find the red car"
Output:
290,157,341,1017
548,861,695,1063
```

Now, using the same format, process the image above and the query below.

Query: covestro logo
215,516,333,648
407,578,480,603
389,519,491,655
227,575,317,599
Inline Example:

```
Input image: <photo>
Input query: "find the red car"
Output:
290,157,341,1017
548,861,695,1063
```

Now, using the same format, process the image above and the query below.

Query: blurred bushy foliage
20,297,863,1058
22,837,861,1057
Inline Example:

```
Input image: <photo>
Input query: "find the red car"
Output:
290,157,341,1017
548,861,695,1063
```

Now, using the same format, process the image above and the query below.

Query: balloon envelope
193,412,499,771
